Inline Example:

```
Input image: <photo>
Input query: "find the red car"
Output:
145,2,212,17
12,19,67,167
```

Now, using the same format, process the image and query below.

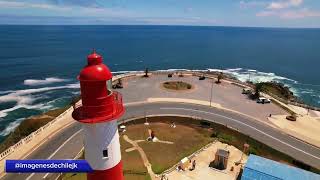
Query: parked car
242,88,252,94
257,97,271,104
199,76,205,80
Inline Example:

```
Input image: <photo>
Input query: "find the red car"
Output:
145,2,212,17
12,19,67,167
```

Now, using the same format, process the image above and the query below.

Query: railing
1,70,318,162
0,107,73,160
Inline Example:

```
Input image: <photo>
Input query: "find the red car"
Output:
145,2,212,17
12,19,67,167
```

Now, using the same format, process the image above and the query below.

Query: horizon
0,0,320,28
1,24,320,30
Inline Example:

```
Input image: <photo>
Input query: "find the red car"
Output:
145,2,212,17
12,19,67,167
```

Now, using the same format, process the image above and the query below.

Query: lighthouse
72,51,125,180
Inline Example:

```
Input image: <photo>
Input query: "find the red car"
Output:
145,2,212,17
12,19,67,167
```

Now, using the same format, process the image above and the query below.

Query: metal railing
0,107,73,160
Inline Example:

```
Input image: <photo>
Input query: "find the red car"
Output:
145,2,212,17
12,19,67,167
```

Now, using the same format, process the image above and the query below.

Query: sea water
0,25,319,141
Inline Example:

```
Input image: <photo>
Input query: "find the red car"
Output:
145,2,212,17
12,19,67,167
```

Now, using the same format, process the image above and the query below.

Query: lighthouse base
88,161,124,180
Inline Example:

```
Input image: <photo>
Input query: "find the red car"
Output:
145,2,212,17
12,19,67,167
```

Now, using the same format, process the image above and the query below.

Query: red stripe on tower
72,50,125,180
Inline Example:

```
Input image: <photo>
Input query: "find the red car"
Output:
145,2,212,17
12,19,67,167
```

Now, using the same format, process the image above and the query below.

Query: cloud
0,0,132,18
267,0,303,10
257,8,320,19
239,1,266,9
141,17,217,25
257,0,320,19
47,0,101,8
0,1,70,11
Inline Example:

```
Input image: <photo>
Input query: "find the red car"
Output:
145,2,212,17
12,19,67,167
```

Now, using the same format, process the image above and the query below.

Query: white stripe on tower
83,119,121,170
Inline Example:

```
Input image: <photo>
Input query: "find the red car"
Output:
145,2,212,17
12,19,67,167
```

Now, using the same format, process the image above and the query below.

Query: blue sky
0,0,319,27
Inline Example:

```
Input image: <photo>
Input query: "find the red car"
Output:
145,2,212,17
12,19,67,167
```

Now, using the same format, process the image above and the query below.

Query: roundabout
162,81,193,91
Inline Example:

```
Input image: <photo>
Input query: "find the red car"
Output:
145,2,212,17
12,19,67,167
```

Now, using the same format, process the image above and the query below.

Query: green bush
217,133,236,144
248,146,258,155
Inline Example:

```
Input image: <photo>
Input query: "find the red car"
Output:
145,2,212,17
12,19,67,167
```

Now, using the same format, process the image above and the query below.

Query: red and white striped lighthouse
72,50,125,180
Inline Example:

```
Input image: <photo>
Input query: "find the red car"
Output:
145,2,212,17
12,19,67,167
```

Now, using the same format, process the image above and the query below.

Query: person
151,130,155,140
192,160,196,170
269,114,272,117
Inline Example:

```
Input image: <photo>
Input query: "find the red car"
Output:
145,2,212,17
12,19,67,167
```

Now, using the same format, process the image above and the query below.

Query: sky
0,0,320,27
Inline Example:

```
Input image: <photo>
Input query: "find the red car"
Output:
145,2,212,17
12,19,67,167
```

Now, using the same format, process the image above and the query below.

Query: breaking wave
207,68,298,83
0,118,24,136
24,77,69,86
0,83,79,118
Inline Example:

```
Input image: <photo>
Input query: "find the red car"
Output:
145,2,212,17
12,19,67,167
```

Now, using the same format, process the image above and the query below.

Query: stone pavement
167,141,247,180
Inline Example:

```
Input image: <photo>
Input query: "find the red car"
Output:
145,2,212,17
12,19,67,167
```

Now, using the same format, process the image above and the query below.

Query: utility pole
210,77,214,107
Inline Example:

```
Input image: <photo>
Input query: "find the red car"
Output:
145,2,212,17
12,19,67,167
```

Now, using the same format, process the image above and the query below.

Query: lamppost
210,77,214,107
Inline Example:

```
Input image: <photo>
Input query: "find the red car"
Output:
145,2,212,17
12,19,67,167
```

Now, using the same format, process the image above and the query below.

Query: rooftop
242,155,320,180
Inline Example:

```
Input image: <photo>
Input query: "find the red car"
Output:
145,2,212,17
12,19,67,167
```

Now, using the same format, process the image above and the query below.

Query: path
123,135,157,180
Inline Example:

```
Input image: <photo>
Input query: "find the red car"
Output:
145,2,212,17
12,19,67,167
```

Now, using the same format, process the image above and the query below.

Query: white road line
26,129,82,180
160,107,320,160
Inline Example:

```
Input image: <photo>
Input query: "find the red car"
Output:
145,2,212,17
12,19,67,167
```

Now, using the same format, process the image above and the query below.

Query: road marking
160,107,320,160
26,129,82,180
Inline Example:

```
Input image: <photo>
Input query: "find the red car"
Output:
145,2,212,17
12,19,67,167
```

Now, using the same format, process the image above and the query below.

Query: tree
216,72,223,84
144,68,149,77
254,83,263,98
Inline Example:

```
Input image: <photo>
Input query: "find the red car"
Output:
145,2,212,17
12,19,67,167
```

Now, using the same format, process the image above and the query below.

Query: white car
257,97,271,104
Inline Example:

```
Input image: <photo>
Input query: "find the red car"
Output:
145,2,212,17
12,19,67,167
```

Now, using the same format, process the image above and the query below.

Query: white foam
207,68,297,83
0,83,79,118
111,70,143,74
0,118,24,136
24,77,69,86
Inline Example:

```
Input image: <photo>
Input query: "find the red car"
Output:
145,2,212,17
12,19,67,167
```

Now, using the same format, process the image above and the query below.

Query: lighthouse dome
79,51,112,81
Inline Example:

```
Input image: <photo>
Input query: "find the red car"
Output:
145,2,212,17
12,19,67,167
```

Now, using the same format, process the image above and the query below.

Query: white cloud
0,1,70,11
257,0,320,19
142,17,217,25
239,1,266,9
267,0,303,10
0,0,132,18
257,8,320,19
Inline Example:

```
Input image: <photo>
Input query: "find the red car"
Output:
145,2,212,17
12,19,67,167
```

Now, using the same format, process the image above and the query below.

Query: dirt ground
167,141,248,180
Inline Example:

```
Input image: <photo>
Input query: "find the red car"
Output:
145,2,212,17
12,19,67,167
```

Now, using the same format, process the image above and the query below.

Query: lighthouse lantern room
72,50,125,180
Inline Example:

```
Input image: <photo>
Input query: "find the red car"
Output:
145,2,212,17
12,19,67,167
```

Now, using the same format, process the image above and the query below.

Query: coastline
0,70,319,151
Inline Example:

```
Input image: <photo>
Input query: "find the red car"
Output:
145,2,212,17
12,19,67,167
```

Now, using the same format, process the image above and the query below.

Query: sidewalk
268,115,320,147
148,97,320,148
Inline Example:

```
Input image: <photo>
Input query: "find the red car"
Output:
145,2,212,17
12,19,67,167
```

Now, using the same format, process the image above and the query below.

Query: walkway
123,135,157,180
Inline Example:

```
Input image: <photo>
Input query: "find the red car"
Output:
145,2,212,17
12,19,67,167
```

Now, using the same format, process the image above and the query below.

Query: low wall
1,70,318,166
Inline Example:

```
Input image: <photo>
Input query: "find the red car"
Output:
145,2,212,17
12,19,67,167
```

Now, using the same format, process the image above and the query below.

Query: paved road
2,102,320,179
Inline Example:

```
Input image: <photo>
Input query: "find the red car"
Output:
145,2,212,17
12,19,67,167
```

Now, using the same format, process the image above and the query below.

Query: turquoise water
0,25,319,141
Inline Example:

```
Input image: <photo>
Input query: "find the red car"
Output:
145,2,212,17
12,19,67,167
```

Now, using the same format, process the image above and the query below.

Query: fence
0,107,73,161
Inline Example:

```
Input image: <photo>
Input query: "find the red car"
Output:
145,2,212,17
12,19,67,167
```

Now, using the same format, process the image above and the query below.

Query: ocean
0,25,319,141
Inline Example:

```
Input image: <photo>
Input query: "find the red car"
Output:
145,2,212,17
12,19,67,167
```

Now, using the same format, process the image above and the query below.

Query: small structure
179,157,190,171
241,155,320,180
213,149,230,170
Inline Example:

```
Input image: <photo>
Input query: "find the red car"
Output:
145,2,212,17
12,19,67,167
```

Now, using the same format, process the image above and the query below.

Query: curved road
2,102,320,180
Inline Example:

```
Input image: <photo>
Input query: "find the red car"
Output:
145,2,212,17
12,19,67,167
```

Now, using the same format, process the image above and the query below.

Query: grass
62,116,319,180
162,81,192,91
123,119,213,174
125,116,320,174
0,106,70,153
61,135,150,180
121,137,151,180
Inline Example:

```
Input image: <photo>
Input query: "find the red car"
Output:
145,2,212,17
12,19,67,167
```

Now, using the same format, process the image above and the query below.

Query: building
213,149,230,170
72,51,125,180
241,155,320,180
